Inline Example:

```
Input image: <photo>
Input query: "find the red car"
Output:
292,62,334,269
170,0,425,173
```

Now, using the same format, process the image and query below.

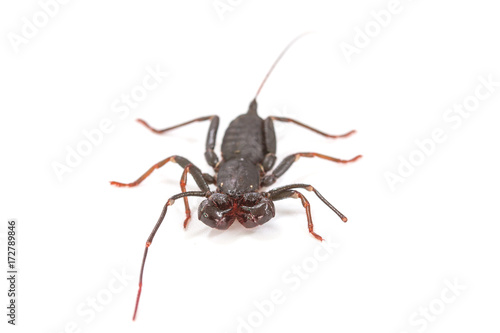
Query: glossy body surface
110,34,361,320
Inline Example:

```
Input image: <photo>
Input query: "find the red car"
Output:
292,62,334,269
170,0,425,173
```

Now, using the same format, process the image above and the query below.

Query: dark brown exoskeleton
110,33,361,320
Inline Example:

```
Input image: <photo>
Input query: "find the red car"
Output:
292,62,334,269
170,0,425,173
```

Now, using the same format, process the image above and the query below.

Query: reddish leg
269,183,348,227
269,189,323,241
292,152,362,163
179,164,192,229
110,155,210,194
292,190,323,241
137,116,215,134
137,116,220,167
262,152,362,187
110,156,176,187
270,116,356,138
178,167,217,228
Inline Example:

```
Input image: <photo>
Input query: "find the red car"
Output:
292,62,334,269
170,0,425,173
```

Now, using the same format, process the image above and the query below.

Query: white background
1,1,500,332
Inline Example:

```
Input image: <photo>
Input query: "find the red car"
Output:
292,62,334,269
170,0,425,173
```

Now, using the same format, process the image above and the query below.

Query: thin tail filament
254,32,314,100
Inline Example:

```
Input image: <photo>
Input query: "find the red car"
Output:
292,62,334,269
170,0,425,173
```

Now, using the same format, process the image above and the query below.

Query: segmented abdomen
221,114,265,164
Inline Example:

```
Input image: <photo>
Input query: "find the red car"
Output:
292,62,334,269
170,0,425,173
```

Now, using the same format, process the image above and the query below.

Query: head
198,192,275,230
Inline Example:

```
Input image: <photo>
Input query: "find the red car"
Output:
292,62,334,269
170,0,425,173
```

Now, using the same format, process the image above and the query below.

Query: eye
203,213,209,218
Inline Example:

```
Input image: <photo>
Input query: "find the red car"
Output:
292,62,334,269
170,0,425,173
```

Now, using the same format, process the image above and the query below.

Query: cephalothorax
110,33,361,320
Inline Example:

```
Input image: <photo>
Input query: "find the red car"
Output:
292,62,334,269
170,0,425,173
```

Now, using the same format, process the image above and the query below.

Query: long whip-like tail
254,32,314,101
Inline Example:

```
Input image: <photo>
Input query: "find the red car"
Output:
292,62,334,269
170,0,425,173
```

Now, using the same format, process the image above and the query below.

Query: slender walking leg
110,155,210,192
268,183,348,222
269,189,324,241
262,152,361,186
137,116,220,167
270,116,356,138
179,164,192,228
